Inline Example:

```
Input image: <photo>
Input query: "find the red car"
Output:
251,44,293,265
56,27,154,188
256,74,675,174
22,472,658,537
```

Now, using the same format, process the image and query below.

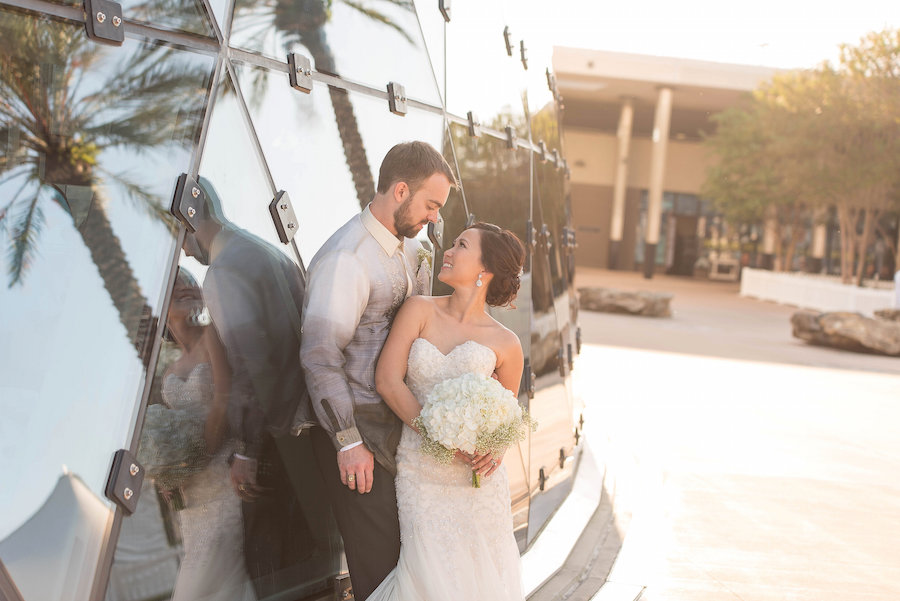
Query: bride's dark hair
466,222,525,307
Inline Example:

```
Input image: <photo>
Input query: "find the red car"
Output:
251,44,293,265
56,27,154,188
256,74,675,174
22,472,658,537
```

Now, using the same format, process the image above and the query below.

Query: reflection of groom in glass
182,177,313,597
300,142,455,600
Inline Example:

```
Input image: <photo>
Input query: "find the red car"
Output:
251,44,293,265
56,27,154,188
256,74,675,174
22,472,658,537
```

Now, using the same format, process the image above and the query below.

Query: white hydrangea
416,372,532,459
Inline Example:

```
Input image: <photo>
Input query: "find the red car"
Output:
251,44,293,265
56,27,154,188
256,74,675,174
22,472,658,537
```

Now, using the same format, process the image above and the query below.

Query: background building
554,47,777,276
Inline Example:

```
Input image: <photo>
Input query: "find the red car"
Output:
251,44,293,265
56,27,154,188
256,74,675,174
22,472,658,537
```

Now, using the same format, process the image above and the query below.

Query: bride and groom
300,141,527,601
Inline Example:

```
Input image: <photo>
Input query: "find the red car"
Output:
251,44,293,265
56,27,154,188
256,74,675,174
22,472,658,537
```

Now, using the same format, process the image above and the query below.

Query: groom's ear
393,181,410,204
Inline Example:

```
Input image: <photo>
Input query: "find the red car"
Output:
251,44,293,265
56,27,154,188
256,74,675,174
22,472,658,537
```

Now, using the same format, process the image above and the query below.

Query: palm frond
341,0,416,45
7,191,44,287
97,167,179,234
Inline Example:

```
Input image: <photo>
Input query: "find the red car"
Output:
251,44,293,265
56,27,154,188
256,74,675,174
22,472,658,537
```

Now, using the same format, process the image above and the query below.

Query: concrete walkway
572,269,900,601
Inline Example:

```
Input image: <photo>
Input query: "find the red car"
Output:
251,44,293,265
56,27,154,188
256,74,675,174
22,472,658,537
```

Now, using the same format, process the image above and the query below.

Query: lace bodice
162,362,213,413
405,338,497,403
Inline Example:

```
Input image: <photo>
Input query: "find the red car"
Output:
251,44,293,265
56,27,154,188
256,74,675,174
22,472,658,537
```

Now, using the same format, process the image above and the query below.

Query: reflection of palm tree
0,15,210,351
235,0,416,208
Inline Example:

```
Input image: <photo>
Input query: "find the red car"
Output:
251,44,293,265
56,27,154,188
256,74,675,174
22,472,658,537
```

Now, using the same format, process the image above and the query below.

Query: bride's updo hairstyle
467,222,526,307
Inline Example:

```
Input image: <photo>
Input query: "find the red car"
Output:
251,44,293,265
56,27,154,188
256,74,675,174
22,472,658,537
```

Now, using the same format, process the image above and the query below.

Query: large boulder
791,310,900,356
578,287,673,317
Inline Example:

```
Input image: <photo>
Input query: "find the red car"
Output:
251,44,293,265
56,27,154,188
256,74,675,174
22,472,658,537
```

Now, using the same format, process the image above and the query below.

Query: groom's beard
394,198,426,239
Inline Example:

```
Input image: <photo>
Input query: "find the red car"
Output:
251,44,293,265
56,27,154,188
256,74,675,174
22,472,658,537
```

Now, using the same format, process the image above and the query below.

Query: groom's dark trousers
311,426,401,601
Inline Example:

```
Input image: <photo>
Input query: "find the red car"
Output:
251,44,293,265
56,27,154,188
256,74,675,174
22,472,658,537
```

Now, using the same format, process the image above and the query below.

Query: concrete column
608,98,634,270
643,87,673,278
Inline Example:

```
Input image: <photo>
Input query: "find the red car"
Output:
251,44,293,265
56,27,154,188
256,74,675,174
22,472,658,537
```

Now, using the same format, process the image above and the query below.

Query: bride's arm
375,296,430,429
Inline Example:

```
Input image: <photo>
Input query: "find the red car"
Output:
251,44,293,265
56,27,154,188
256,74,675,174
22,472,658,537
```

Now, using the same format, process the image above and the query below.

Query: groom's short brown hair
376,141,457,195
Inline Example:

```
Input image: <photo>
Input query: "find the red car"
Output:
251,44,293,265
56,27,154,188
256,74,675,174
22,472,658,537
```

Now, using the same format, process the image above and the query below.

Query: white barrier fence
740,268,896,317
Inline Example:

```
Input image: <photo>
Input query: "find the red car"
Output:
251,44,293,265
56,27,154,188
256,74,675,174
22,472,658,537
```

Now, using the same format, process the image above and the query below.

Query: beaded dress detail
367,338,523,601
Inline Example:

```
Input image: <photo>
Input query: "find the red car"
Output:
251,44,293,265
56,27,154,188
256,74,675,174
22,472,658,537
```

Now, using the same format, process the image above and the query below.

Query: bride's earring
476,273,484,288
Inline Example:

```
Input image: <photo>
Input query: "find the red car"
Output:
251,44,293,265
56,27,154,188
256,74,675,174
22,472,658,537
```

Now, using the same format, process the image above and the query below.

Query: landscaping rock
578,287,673,317
874,309,900,322
791,310,900,356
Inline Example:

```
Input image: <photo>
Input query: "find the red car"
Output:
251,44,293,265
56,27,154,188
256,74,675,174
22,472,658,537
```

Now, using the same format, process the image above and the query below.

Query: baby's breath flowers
413,372,537,487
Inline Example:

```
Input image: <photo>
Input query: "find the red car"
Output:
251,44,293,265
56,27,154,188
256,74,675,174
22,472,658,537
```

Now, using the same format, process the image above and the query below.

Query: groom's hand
338,444,375,494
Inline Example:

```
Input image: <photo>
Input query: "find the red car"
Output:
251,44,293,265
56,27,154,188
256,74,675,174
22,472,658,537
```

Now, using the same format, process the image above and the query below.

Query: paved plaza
572,268,900,601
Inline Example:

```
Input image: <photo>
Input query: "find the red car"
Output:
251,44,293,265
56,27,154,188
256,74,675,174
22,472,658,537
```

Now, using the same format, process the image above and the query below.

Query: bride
369,222,527,601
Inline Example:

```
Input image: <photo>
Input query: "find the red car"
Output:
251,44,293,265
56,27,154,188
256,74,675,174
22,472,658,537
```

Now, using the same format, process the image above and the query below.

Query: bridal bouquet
413,372,536,487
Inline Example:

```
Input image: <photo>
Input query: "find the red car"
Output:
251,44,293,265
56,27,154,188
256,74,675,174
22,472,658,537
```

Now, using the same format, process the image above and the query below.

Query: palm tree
232,0,418,208
0,12,212,353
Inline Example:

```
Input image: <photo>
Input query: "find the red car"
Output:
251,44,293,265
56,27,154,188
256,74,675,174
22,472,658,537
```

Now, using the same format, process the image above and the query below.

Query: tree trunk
854,208,877,287
77,194,151,355
837,205,856,284
783,211,805,274
300,29,375,210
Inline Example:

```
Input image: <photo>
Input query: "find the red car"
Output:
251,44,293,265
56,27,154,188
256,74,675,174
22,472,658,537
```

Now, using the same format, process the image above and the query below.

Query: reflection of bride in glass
139,267,256,601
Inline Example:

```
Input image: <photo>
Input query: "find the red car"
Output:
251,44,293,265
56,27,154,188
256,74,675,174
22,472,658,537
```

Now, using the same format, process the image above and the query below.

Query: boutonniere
416,247,433,273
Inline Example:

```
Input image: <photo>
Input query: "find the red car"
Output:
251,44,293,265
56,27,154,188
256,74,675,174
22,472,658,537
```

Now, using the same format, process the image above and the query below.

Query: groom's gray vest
300,209,426,474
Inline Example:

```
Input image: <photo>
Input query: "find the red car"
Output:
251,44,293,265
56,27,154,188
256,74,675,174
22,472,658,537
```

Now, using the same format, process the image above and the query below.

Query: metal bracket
503,26,514,56
466,111,481,138
574,428,581,446
439,0,451,22
520,40,528,70
387,82,407,116
269,190,299,244
287,53,313,93
427,214,444,250
537,140,547,162
559,448,567,469
557,347,566,377
550,148,560,168
546,68,558,99
567,342,574,370
465,212,477,228
576,326,582,354
84,0,125,46
170,173,205,233
541,224,552,249
526,220,536,250
505,125,517,150
538,467,547,491
523,359,536,400
104,449,144,515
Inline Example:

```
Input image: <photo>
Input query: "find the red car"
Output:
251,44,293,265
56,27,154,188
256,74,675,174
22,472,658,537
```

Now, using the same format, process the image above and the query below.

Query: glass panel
0,10,213,600
48,0,216,37
128,0,215,37
411,0,445,102
207,0,234,38
527,157,578,545
232,61,446,263
230,0,441,106
444,1,528,138
107,67,341,601
436,125,532,550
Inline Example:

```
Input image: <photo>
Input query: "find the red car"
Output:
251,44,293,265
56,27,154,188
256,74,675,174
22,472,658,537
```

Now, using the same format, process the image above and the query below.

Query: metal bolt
187,207,196,218
96,11,106,23
287,222,295,229
280,203,288,210
129,463,139,476
112,15,122,27
123,487,133,500
191,186,200,198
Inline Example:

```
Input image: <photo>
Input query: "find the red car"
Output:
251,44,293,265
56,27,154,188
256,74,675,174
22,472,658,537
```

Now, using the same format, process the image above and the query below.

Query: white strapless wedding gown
367,338,524,601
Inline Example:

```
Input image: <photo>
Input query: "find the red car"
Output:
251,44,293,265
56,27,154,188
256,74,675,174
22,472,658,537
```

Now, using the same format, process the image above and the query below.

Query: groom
300,141,455,600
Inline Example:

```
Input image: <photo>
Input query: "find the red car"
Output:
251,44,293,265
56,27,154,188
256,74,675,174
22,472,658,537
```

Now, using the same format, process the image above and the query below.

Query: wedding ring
347,474,356,482
491,460,497,467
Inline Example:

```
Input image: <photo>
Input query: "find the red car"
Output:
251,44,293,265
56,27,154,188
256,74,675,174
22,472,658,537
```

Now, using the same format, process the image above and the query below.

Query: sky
510,0,900,71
